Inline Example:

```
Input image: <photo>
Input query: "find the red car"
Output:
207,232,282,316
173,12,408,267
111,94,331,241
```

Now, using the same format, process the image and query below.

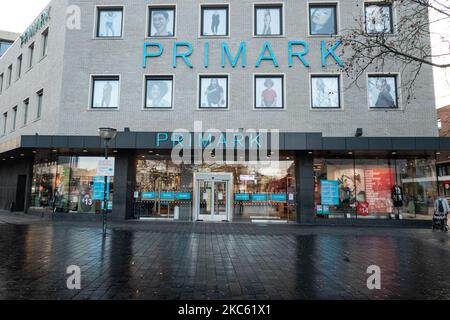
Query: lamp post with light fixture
98,128,117,237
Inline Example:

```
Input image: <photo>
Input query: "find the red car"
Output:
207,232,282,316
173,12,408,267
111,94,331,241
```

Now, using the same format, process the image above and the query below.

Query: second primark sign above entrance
142,40,344,69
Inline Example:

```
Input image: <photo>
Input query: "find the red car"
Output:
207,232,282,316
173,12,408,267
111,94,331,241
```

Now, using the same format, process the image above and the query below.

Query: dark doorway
15,175,27,212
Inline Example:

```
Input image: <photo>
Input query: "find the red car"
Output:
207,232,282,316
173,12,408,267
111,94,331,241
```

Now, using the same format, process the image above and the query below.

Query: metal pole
103,142,108,237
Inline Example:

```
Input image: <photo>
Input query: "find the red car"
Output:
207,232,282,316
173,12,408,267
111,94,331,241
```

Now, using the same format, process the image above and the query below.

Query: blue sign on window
271,194,287,202
252,194,268,201
101,201,113,210
160,192,175,201
92,176,110,200
321,180,340,205
235,193,250,201
176,192,191,200
141,192,156,200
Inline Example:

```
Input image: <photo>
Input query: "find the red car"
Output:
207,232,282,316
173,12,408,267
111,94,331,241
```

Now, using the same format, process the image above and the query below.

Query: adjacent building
0,0,448,224
0,31,19,57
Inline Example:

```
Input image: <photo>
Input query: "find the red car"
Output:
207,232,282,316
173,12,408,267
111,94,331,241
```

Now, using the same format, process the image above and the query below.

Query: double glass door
195,173,232,222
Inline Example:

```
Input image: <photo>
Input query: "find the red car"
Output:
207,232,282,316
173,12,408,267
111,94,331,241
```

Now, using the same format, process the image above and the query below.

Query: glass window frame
308,3,338,36
28,42,34,69
198,75,229,110
200,5,230,37
310,74,341,109
254,4,284,37
364,3,394,34
90,75,120,110
144,75,174,110
12,106,17,131
23,98,29,126
148,6,177,38
36,89,43,119
368,74,399,110
16,55,22,80
96,7,124,38
254,74,285,110
41,28,49,57
7,64,12,87
2,112,7,135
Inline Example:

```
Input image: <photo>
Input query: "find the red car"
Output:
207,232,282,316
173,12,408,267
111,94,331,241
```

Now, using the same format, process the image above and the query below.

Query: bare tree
340,0,450,102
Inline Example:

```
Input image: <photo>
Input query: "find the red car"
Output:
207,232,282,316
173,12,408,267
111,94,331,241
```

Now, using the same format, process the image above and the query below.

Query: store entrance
194,173,233,222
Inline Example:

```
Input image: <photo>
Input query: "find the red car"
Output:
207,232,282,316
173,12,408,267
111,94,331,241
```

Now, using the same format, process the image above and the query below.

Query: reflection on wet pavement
0,222,449,300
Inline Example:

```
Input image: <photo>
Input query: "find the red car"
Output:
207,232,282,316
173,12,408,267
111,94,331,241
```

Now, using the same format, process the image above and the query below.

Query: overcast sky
0,0,49,33
0,0,449,108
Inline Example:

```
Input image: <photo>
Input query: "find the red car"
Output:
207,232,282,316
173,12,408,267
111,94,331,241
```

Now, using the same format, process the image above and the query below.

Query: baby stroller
432,211,448,232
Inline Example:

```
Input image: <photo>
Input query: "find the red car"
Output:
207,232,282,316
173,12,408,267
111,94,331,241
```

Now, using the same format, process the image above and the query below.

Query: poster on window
98,11,123,37
202,8,228,36
200,77,228,108
311,77,340,108
255,77,283,109
255,7,281,36
146,79,173,108
368,76,397,108
365,5,392,33
149,9,175,37
310,6,336,35
363,168,394,214
92,80,119,108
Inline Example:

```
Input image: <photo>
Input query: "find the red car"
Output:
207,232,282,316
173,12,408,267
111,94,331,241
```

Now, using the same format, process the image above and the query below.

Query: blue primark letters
142,40,343,68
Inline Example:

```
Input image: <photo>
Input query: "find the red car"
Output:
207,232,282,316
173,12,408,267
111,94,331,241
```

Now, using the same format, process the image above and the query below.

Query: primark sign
142,40,344,68
20,7,51,46
156,123,281,165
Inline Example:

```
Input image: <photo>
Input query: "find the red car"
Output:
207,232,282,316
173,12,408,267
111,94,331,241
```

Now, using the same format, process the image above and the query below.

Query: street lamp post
99,128,117,237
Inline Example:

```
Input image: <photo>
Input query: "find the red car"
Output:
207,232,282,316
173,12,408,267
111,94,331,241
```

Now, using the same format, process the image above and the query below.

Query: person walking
434,196,450,231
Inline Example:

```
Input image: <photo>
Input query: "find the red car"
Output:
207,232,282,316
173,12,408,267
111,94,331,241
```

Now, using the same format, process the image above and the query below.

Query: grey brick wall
0,0,439,145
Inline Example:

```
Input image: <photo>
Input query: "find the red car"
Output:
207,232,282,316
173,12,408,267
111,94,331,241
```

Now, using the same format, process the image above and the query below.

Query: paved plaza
0,212,449,300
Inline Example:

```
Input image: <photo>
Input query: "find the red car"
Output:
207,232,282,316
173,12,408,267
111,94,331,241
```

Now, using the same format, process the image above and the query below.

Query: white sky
0,0,449,108
0,0,50,33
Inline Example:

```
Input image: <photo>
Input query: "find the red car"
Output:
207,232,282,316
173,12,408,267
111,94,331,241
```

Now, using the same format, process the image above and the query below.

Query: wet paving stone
0,220,450,299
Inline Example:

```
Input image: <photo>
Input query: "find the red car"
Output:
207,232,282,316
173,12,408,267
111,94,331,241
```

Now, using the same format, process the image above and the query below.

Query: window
23,99,29,125
254,4,283,36
201,5,229,37
309,4,338,35
37,90,43,119
0,73,3,94
96,7,123,38
17,55,22,79
28,43,35,69
0,40,13,56
148,6,176,37
41,29,49,57
91,76,120,109
2,113,7,135
7,65,12,87
438,118,442,130
12,106,17,131
365,3,393,34
145,76,174,109
199,75,228,109
368,75,398,109
311,75,341,109
254,75,284,109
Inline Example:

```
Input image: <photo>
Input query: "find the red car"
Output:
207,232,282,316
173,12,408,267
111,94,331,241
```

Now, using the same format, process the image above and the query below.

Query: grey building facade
0,0,448,224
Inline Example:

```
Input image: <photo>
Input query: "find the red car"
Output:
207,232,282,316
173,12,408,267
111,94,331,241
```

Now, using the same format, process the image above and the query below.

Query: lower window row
90,74,400,110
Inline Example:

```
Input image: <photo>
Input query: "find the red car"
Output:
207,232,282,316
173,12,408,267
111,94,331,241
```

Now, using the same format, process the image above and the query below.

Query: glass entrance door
195,173,232,222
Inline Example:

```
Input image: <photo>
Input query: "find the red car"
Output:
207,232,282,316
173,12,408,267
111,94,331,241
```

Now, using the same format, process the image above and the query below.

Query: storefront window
30,156,115,214
396,158,437,219
314,157,437,220
31,160,58,209
134,159,296,221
